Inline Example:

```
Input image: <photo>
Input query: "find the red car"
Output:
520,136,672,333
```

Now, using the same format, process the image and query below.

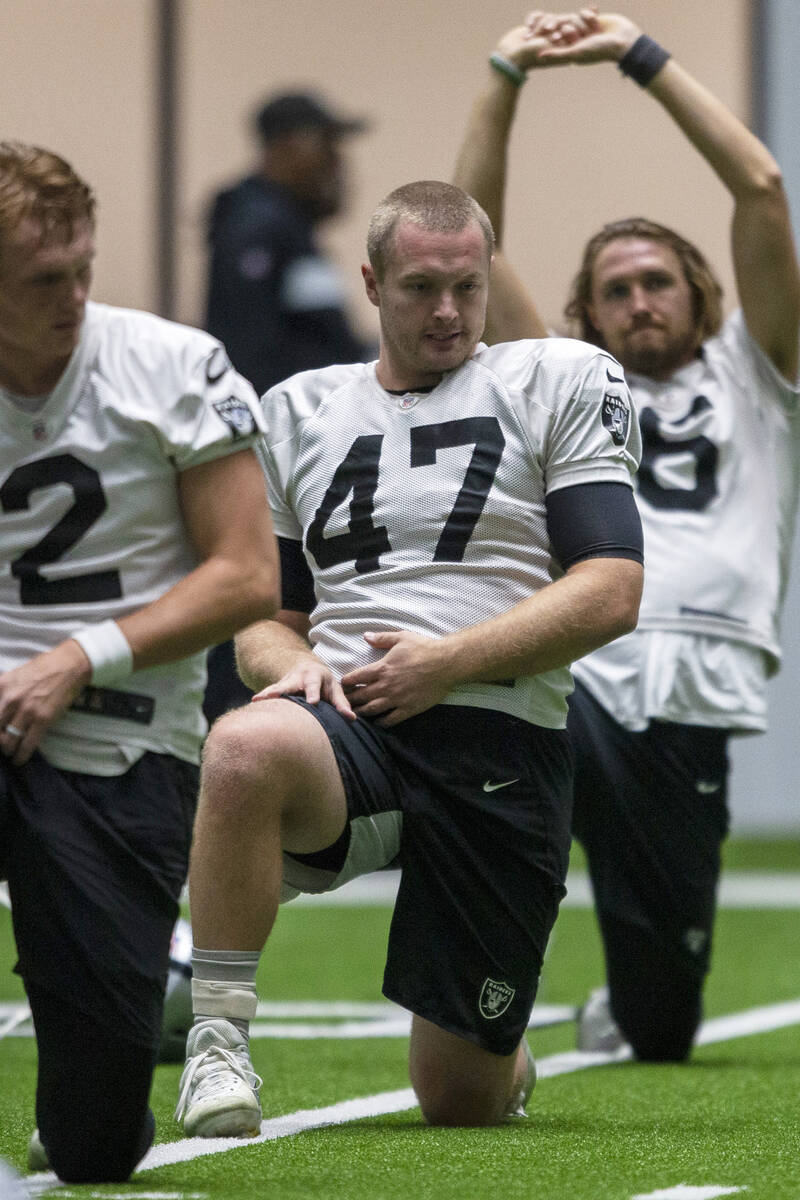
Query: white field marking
54,1193,206,1199
256,1001,400,1017
142,1089,420,1170
21,996,800,1194
287,870,800,909
631,1186,746,1199
0,1001,576,1043
3,873,799,923
248,1001,576,1040
695,997,800,1045
0,1003,31,1040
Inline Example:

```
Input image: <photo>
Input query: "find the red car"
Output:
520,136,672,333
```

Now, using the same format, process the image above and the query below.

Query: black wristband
618,34,671,87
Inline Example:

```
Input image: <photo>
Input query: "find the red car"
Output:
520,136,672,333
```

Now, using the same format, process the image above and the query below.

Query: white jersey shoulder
0,301,266,770
259,341,639,728
575,309,800,727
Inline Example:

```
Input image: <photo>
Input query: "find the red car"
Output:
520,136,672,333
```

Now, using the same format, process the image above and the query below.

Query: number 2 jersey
258,337,640,729
574,309,800,731
0,300,265,772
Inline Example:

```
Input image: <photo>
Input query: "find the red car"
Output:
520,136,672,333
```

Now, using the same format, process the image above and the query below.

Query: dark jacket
204,175,368,396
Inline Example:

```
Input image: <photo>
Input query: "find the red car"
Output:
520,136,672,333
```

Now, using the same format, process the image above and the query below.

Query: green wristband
489,52,526,87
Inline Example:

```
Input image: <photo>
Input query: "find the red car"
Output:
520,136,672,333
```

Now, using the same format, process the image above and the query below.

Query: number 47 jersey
258,337,640,729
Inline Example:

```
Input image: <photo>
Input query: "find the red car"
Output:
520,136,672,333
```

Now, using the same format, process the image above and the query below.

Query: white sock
191,948,260,1041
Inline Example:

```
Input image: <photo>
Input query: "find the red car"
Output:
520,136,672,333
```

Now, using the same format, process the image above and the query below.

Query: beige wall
180,0,749,337
1,0,156,311
0,1,749,334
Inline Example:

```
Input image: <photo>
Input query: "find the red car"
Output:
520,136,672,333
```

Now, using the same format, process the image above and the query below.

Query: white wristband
72,619,134,686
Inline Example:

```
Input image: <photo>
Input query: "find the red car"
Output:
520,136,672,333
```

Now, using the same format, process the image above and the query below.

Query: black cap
254,91,368,143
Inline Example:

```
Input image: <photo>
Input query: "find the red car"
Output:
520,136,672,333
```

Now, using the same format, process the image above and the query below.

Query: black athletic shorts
283,700,573,1056
569,680,730,976
0,750,198,1046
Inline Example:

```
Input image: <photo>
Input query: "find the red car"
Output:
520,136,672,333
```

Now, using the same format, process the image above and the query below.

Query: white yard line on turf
22,994,800,1194
0,1002,577,1043
631,1187,746,1199
143,995,800,1171
287,871,800,909
247,1001,576,1040
53,1194,206,1199
0,1004,31,1040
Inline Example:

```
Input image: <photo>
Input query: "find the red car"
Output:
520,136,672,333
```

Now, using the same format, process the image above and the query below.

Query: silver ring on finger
4,724,24,739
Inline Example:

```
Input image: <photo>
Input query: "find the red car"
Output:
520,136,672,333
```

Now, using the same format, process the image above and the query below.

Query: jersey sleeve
542,349,641,493
151,332,268,471
723,309,800,410
255,433,303,541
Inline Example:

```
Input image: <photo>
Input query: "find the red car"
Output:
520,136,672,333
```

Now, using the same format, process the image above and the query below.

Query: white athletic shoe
576,986,626,1052
504,1038,537,1118
26,1129,49,1172
175,1019,262,1138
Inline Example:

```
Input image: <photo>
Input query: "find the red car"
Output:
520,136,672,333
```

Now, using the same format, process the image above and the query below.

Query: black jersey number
306,417,505,573
637,403,718,512
0,453,123,605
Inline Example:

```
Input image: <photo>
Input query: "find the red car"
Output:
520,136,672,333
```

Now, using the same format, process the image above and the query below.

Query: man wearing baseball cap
205,89,370,399
203,90,372,722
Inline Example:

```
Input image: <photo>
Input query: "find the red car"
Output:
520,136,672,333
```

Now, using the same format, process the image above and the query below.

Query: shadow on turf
311,1113,758,1138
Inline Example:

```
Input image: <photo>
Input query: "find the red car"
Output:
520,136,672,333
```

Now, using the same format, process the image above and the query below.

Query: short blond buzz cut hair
367,180,494,280
0,141,96,265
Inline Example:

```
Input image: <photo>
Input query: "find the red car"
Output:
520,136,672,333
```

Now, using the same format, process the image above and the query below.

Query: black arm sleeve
545,481,643,570
278,537,316,613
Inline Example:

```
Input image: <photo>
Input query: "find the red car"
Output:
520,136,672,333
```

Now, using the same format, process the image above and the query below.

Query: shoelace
174,1044,263,1121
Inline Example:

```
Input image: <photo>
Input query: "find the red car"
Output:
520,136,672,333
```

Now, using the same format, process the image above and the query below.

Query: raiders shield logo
479,978,516,1020
602,393,630,446
213,396,257,440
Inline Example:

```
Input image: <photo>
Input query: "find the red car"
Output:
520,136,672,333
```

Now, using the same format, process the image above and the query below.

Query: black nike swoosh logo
606,368,624,383
205,348,229,385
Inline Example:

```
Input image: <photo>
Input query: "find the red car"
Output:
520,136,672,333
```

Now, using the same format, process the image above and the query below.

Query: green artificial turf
0,837,798,1199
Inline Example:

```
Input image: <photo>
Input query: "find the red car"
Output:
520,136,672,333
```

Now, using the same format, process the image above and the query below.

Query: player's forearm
452,65,522,245
433,558,642,688
114,554,279,671
646,58,782,201
234,615,315,692
642,44,799,375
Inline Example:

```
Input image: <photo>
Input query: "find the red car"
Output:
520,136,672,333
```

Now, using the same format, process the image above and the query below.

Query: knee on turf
417,1082,508,1127
617,996,700,1062
45,1109,154,1184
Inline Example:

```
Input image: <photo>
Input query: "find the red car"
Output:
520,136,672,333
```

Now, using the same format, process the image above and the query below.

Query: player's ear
362,262,380,308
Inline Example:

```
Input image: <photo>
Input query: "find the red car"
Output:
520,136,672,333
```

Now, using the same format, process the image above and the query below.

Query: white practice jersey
0,301,265,771
259,337,640,728
574,310,800,730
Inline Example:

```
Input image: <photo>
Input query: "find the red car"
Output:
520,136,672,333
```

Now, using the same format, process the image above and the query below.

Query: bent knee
619,999,700,1063
418,1086,507,1128
201,702,302,794
629,1025,697,1062
47,1138,141,1184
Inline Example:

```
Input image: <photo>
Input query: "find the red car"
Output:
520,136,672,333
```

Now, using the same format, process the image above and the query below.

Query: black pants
29,984,157,1182
1,751,197,1181
568,681,730,1061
